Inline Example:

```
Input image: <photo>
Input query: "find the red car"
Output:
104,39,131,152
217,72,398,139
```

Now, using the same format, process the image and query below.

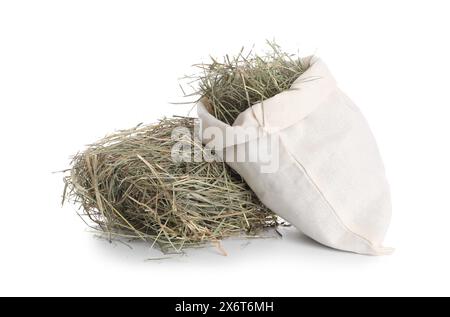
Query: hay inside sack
64,117,278,253
190,41,310,125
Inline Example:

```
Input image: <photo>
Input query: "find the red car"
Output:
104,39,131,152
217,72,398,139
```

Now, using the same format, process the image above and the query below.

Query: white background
1,0,449,297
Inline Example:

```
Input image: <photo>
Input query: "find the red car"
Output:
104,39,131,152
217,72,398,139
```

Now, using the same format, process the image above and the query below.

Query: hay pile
64,42,308,253
64,117,278,252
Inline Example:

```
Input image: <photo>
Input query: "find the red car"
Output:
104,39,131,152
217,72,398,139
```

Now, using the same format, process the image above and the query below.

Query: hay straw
188,41,309,125
64,117,278,252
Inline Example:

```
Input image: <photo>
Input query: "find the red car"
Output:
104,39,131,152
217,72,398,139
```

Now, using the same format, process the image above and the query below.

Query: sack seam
278,136,378,250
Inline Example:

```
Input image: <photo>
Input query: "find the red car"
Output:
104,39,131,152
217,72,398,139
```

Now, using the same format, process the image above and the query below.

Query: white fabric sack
197,56,392,255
